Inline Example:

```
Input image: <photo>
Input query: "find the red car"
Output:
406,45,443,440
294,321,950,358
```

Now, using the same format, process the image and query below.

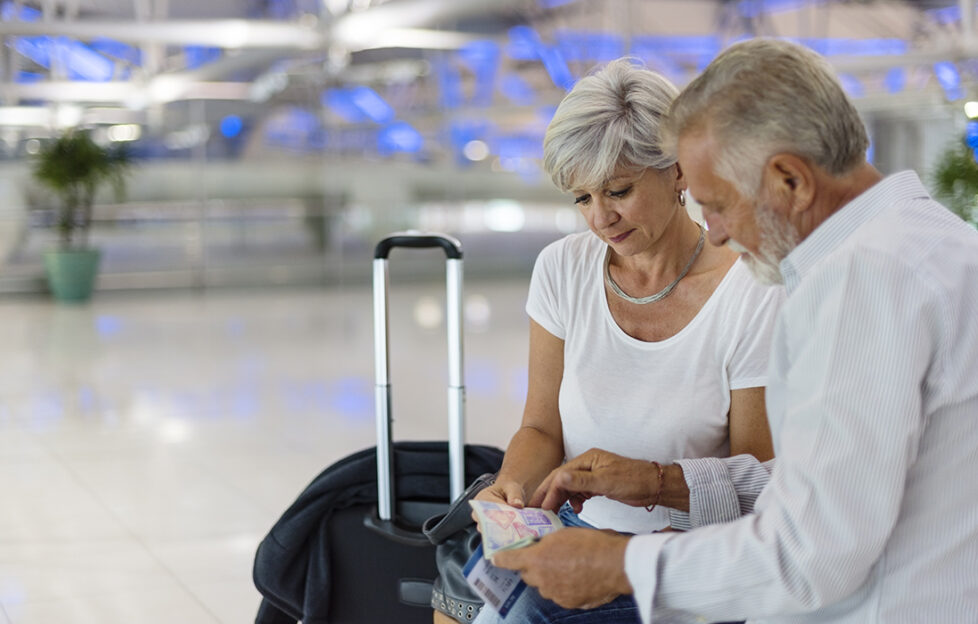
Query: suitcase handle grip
363,512,433,547
374,232,463,260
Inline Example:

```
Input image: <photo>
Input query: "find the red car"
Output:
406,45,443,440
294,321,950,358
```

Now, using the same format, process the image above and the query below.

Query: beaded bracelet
645,460,664,512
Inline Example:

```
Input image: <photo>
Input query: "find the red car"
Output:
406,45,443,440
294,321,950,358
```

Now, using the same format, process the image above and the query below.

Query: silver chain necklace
603,224,705,305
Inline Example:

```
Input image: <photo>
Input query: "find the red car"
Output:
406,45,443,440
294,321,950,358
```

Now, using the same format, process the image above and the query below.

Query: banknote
469,500,563,561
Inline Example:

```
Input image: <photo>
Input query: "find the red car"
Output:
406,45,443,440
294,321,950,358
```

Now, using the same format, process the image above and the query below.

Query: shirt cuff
675,457,742,527
625,532,674,624
667,509,692,531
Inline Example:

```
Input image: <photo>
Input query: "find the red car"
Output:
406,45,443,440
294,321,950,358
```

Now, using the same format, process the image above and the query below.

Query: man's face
678,130,799,285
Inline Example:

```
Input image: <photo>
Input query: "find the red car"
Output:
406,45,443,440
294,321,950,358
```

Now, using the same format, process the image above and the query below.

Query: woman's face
571,165,682,256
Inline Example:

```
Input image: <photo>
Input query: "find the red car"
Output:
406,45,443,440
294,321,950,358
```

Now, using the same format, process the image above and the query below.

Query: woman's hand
473,479,527,508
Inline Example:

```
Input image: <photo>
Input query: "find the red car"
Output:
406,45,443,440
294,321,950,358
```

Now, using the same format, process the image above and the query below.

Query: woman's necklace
604,224,705,305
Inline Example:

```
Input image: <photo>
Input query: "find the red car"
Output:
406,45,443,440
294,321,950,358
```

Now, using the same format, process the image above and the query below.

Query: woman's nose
590,198,618,229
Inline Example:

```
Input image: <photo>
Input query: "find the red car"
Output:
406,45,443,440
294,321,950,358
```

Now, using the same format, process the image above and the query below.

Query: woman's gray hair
543,58,679,192
662,38,869,199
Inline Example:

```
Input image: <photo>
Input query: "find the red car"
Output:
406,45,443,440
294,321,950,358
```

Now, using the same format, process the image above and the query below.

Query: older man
493,38,978,623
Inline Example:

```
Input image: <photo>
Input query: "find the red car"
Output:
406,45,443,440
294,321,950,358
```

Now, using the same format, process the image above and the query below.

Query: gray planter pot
43,248,101,303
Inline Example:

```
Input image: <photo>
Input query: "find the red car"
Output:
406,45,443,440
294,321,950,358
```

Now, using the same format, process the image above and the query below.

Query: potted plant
931,139,978,227
32,128,133,303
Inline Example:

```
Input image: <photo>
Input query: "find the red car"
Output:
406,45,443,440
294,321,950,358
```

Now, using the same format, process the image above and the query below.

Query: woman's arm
530,388,774,516
728,386,774,461
476,319,566,508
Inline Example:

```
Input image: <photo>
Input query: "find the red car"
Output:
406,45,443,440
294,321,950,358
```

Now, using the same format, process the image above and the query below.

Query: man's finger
538,469,596,510
490,547,527,571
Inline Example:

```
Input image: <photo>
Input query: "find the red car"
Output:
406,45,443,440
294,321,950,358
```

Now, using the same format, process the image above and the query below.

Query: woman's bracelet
645,460,664,512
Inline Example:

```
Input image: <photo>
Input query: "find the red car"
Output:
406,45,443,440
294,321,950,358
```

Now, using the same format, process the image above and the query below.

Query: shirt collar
778,170,929,293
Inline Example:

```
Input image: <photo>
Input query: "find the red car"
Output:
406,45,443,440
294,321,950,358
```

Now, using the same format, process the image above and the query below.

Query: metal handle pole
372,257,394,521
446,258,465,501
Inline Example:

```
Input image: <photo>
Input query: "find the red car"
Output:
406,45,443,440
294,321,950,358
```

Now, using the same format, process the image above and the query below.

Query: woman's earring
678,190,687,207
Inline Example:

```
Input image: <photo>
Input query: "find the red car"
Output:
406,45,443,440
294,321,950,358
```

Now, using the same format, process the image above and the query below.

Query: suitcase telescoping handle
373,232,466,523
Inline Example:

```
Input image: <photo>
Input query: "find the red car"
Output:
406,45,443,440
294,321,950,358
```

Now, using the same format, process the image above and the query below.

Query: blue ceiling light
927,5,960,26
554,30,625,63
1,1,40,21
537,0,580,8
934,61,964,100
13,36,115,81
323,89,366,123
499,73,536,105
264,107,324,151
884,67,906,94
796,37,906,57
348,86,395,124
220,115,244,139
630,35,720,73
965,120,978,149
16,70,43,83
506,26,546,61
184,45,222,70
538,46,575,91
458,40,500,106
13,36,53,68
378,121,423,155
89,38,142,66
433,58,463,110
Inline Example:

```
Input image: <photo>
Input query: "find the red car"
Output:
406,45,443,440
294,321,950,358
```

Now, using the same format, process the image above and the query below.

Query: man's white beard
728,201,800,286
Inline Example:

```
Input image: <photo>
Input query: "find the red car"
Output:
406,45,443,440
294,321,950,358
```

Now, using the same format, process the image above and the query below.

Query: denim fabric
471,504,641,624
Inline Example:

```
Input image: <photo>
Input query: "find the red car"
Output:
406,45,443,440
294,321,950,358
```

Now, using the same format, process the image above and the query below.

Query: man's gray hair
543,58,679,192
662,38,869,199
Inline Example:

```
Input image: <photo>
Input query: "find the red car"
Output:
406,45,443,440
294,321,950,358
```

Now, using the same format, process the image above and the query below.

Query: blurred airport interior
1,0,978,622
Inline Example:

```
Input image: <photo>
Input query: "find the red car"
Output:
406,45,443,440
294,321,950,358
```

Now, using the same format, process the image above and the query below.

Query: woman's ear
674,161,686,191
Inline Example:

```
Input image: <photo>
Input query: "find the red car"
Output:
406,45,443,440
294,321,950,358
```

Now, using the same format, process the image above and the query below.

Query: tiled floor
0,277,529,623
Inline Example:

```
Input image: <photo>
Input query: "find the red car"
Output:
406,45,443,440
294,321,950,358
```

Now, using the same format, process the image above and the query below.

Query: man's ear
764,153,815,215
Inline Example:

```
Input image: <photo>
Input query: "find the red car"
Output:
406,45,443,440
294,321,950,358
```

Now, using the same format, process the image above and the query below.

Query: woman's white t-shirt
526,231,784,534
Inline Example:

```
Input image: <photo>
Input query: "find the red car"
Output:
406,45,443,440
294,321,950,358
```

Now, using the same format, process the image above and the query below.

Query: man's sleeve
626,251,937,624
667,456,775,530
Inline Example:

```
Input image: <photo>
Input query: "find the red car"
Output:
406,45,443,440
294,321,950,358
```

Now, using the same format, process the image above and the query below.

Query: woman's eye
574,194,591,206
608,186,632,198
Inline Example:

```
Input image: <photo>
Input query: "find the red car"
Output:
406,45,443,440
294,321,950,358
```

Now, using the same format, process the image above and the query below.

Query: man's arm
627,252,938,623
668,455,775,530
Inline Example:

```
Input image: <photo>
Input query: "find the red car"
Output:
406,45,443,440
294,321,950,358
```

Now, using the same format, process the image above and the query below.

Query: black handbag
423,473,497,622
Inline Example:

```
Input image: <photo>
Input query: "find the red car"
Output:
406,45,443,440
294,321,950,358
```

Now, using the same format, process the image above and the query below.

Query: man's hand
529,448,661,513
491,528,632,609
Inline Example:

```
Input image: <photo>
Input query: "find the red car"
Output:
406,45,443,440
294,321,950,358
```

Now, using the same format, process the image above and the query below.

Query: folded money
469,500,563,561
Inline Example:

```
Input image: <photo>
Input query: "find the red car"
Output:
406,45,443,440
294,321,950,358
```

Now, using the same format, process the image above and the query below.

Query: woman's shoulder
536,230,603,268
713,258,786,315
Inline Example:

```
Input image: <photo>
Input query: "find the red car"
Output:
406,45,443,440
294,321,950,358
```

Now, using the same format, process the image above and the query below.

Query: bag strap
423,473,496,544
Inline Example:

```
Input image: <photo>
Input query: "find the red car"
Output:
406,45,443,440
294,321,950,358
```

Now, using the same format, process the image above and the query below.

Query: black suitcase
253,233,504,624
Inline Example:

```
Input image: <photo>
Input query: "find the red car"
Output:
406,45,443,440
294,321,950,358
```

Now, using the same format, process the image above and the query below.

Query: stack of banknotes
469,500,563,561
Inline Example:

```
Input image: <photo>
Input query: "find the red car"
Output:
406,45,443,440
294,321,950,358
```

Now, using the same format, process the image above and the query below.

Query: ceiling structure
0,0,976,170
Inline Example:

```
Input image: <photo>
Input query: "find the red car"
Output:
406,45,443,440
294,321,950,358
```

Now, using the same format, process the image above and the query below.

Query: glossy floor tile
0,277,529,623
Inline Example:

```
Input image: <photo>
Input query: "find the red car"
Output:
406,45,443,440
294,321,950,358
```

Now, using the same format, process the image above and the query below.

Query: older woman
461,58,782,624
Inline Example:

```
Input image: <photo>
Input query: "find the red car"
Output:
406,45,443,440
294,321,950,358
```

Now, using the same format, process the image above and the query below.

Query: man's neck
797,162,884,240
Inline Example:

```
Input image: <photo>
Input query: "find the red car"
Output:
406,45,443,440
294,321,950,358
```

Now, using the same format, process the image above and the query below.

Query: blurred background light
484,199,526,232
220,115,244,138
463,139,490,162
107,124,142,142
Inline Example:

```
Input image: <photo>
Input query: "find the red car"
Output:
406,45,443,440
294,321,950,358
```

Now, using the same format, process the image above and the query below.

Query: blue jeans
471,504,641,624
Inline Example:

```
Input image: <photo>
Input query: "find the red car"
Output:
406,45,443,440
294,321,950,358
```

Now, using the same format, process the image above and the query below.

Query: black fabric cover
253,441,504,624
